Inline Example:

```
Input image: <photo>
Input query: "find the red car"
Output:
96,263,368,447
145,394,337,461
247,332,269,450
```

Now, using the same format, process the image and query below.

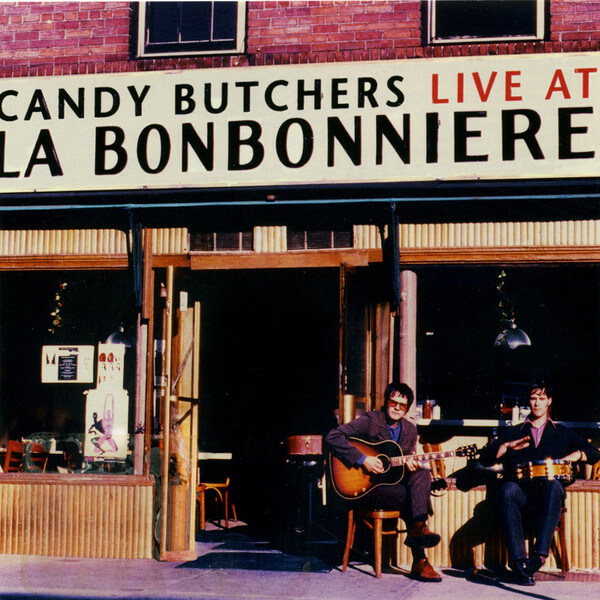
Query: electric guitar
329,438,478,500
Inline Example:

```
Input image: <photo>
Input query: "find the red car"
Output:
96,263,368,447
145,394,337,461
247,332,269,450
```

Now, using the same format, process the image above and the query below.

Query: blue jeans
499,480,565,562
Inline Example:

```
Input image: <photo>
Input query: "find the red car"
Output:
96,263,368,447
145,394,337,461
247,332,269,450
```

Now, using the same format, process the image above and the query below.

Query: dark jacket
325,409,417,467
479,419,600,481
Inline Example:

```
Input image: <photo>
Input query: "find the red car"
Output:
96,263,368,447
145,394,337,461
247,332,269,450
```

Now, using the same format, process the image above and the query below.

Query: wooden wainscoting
395,481,600,573
0,474,154,559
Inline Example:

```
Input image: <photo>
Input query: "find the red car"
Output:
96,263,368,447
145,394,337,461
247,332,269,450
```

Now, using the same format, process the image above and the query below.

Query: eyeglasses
388,399,408,410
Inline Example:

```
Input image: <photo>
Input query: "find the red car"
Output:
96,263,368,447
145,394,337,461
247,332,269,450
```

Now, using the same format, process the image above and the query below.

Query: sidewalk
1,523,600,600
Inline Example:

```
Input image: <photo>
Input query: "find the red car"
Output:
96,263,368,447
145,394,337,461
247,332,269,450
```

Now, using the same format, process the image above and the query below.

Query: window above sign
136,1,245,58
427,0,545,44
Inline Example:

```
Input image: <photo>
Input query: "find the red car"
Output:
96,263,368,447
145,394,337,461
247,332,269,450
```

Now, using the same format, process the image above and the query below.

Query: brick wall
0,0,598,78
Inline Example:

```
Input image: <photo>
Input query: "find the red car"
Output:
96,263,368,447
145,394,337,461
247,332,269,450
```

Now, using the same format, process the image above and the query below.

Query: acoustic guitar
329,438,478,500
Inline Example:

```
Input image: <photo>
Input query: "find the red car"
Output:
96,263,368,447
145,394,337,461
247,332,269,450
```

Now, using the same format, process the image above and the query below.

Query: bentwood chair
342,508,405,578
4,440,49,473
196,477,237,529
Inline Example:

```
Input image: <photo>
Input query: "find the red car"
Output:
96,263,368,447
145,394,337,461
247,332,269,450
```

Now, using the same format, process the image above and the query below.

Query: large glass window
0,271,135,473
417,265,600,423
136,1,245,57
427,0,545,44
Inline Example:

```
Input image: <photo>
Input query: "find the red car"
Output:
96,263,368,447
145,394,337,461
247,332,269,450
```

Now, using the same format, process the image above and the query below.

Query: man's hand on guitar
362,455,384,474
496,435,530,459
405,454,420,471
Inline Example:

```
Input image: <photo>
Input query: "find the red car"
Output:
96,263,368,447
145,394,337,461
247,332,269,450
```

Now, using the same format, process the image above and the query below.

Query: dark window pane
435,0,537,40
147,2,181,44
241,232,253,251
216,232,242,251
213,1,238,40
333,231,353,248
181,2,212,43
190,233,214,251
287,231,306,250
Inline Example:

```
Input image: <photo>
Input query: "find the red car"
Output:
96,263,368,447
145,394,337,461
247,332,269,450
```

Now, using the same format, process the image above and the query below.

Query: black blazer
479,420,600,481
325,409,417,467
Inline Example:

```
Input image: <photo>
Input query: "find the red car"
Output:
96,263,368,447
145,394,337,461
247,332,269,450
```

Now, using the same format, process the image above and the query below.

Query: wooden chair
342,508,405,578
196,477,237,529
4,440,49,473
3,440,24,472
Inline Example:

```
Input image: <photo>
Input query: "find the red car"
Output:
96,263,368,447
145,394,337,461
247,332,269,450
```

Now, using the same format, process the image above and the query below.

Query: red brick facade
0,1,598,78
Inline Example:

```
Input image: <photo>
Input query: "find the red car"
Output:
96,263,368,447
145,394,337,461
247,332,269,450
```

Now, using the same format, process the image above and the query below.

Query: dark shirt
479,420,600,481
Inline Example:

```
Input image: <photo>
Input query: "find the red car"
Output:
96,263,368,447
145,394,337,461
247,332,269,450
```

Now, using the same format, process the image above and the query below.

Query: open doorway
176,267,341,529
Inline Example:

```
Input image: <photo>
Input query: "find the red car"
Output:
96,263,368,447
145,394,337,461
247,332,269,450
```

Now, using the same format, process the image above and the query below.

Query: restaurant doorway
177,267,341,530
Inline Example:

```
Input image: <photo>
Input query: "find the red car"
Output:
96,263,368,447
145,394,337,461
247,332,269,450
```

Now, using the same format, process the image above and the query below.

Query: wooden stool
342,508,404,578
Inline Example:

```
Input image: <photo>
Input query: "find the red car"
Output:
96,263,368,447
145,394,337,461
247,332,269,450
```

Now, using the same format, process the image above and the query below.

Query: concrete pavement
1,523,600,600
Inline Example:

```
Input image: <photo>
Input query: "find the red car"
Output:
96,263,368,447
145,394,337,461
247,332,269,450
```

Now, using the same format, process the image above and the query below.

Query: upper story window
427,0,545,44
136,1,245,58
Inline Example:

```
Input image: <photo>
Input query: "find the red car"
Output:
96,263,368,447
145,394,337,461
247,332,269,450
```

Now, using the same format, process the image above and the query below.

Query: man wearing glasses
326,382,441,582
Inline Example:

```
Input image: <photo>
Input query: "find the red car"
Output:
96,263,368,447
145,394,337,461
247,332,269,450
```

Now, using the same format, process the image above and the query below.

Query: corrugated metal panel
353,220,600,250
253,226,287,252
0,479,153,559
0,229,129,256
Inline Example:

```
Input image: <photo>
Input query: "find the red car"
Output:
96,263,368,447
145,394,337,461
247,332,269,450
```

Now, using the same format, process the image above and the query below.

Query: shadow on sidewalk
178,525,335,573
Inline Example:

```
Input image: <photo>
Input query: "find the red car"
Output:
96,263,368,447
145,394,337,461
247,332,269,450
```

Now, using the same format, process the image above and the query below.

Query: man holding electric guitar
479,378,600,586
326,382,443,582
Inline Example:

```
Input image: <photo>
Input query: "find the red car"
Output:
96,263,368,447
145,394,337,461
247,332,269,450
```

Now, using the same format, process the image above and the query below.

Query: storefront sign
1,52,599,194
41,345,94,383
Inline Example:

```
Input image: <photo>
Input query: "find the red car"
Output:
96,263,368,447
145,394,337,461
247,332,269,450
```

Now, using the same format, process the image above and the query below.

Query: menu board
41,345,95,383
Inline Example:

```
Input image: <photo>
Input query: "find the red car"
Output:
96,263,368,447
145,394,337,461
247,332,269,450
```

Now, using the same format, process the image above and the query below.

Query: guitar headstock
456,444,479,460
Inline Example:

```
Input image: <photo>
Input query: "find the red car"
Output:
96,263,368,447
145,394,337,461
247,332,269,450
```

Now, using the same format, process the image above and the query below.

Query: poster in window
84,388,129,461
41,345,95,383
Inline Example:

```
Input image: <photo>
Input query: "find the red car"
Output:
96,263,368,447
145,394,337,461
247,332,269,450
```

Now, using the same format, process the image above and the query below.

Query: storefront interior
1,261,599,525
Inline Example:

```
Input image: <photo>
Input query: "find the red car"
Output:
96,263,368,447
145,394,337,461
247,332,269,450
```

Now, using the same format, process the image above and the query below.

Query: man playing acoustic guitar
326,382,442,582
479,378,600,586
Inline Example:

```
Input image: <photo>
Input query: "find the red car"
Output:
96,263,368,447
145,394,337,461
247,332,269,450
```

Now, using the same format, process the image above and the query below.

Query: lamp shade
105,326,134,347
494,321,531,350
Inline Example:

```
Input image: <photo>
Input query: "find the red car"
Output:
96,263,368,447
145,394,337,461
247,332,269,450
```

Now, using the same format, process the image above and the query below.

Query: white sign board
96,342,125,389
84,388,129,461
2,51,600,194
41,345,94,383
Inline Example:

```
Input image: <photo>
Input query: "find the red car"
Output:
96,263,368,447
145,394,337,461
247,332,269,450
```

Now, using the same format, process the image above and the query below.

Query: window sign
97,343,125,389
41,345,94,383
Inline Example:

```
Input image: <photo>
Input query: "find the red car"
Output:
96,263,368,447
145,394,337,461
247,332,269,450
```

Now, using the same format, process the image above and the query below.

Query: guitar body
329,438,405,500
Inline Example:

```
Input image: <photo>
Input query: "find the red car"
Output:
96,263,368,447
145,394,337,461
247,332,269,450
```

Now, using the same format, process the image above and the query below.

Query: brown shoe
405,522,441,549
410,558,442,582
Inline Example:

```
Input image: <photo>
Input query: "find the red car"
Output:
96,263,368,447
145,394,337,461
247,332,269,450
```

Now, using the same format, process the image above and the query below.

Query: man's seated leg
500,481,535,586
526,479,565,575
404,468,441,549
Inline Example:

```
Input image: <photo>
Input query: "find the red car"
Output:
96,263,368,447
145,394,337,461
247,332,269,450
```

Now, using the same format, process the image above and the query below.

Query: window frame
427,0,545,45
135,1,246,58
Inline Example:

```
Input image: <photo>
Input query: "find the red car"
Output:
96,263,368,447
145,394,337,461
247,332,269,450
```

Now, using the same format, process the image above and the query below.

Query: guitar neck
390,450,458,467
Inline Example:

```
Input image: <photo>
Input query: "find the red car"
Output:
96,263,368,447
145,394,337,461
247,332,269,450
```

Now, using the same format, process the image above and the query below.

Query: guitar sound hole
378,454,391,472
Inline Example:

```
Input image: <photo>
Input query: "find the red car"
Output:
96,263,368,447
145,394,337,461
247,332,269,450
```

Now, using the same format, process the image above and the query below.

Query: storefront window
0,271,135,473
417,265,600,422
